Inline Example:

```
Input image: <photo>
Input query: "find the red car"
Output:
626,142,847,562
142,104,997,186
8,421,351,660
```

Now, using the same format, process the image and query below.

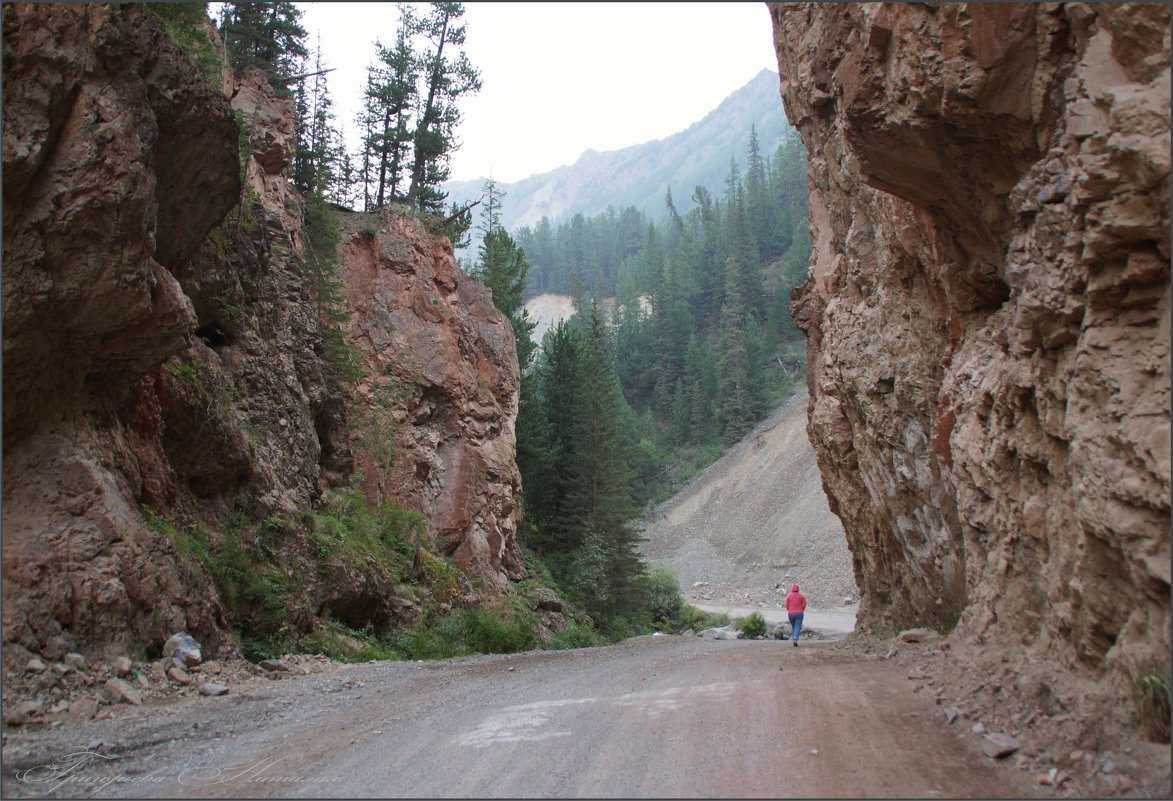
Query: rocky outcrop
337,212,526,589
771,0,1169,687
2,4,525,665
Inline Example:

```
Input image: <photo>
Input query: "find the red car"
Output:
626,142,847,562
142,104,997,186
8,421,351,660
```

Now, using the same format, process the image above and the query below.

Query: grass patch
1130,668,1171,743
310,489,423,576
145,3,220,84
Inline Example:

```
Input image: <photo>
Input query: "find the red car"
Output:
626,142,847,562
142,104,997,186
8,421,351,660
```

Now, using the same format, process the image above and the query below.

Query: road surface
4,636,1039,798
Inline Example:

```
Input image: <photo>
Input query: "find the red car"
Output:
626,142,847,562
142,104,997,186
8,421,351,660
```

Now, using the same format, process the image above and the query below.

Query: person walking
786,583,806,646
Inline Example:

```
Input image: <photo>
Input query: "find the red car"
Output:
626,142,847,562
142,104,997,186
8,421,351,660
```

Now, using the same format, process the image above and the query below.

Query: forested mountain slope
443,68,791,231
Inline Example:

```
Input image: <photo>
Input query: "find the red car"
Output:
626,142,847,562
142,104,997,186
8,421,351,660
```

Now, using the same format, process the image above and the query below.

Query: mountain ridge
444,68,792,232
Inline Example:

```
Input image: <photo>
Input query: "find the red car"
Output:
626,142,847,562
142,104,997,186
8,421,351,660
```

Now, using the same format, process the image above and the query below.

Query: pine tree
293,39,341,194
717,249,755,444
563,302,646,618
535,320,587,552
405,2,482,213
221,1,308,85
360,7,419,210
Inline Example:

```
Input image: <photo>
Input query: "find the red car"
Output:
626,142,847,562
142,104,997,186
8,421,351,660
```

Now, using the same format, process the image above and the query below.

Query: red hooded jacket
785,584,806,613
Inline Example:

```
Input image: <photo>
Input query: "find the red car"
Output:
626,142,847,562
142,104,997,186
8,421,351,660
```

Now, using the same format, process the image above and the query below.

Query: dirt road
4,636,1040,799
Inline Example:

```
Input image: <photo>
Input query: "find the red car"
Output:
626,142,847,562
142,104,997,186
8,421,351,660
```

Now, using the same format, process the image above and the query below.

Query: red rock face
337,213,525,589
772,2,1169,679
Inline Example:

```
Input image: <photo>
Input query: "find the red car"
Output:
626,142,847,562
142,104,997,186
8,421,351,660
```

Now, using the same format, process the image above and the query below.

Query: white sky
296,2,780,183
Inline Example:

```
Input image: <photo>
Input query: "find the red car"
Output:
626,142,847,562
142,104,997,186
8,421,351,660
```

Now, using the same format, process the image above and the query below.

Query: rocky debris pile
1,633,346,729
642,393,858,611
827,633,1170,799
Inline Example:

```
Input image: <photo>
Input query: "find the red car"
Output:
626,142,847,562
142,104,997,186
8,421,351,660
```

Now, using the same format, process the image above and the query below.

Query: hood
790,583,800,593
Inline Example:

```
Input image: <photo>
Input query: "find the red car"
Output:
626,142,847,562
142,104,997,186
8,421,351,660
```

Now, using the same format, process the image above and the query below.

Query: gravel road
3,636,1040,799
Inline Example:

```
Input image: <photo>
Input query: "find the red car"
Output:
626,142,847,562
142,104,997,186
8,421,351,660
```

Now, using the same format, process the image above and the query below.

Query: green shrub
548,621,606,650
141,506,211,568
736,611,767,638
1131,670,1171,743
679,605,729,632
640,565,684,624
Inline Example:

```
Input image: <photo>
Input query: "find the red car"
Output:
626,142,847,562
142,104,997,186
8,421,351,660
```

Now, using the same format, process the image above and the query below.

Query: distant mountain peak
445,70,791,234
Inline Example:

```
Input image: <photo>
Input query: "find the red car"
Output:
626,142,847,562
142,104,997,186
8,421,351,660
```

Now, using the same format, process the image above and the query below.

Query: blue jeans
789,611,804,642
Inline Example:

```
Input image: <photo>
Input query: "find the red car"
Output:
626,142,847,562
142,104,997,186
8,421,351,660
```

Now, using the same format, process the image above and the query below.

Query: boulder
530,587,564,613
258,659,290,673
70,698,100,720
42,634,73,661
63,652,87,670
114,656,134,677
102,678,142,706
163,632,202,667
700,626,742,641
198,682,229,697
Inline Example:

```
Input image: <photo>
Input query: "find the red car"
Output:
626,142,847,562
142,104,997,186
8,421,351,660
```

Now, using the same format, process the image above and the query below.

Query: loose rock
982,732,1022,759
70,698,100,720
114,656,134,676
25,658,47,673
259,659,291,673
63,652,87,670
102,678,142,706
198,682,229,697
5,700,45,724
167,666,194,685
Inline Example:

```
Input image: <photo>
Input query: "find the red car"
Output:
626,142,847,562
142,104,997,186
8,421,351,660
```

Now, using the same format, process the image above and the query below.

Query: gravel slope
641,389,858,611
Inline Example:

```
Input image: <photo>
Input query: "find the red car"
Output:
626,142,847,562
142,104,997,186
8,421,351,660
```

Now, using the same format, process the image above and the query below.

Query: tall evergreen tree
293,39,340,194
220,1,308,84
563,302,645,618
360,7,419,210
472,180,538,370
405,2,482,213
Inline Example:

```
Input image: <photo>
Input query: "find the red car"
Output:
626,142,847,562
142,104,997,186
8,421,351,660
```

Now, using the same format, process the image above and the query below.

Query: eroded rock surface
2,4,525,666
771,0,1169,689
337,212,525,589
3,4,241,661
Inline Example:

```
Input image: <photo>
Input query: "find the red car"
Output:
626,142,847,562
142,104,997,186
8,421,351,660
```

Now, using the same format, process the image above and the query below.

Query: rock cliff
771,0,1169,689
336,211,525,590
2,4,524,664
3,3,242,661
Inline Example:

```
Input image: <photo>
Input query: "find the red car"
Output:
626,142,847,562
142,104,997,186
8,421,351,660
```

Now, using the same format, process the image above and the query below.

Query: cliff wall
2,4,524,664
3,4,243,660
771,1,1169,686
337,211,525,590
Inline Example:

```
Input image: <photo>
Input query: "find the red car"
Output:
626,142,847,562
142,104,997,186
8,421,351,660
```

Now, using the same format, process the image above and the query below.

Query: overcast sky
297,2,780,183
